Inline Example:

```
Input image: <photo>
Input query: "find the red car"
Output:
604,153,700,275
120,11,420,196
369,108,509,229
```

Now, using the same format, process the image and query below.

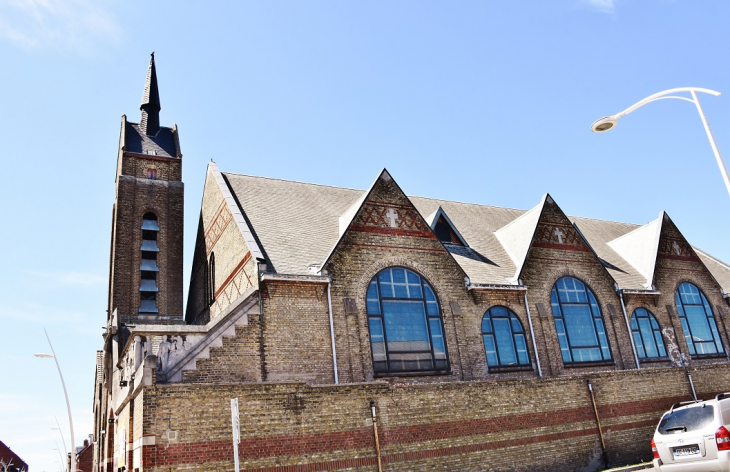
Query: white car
653,394,730,471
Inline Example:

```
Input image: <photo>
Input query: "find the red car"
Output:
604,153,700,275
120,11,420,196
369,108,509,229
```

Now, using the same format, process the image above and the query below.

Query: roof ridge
570,214,644,227
222,172,365,192
408,194,528,212
694,247,730,270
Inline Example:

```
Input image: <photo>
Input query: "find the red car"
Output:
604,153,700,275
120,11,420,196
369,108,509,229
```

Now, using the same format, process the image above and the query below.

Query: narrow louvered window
139,212,159,313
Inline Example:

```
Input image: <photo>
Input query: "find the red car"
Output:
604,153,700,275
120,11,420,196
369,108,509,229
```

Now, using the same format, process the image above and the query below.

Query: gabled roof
607,212,663,288
209,162,265,263
219,170,730,292
493,194,548,282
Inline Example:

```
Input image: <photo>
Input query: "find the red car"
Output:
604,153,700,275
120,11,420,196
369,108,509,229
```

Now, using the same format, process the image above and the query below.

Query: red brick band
215,251,252,298
533,242,592,252
142,395,682,467
350,224,437,239
658,253,701,262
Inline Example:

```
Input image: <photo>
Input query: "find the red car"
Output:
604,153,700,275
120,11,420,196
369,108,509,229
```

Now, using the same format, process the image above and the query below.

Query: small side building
0,441,28,472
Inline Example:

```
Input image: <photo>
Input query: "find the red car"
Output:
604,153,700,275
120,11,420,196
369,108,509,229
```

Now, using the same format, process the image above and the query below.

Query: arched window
366,267,448,373
551,277,611,363
139,212,159,314
631,308,667,359
675,282,724,356
481,306,530,369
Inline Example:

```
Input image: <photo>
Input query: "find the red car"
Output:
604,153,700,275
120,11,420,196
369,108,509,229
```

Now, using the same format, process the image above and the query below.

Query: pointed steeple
140,52,161,136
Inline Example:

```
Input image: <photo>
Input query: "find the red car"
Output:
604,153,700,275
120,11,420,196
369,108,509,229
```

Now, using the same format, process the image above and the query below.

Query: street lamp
52,444,64,472
35,328,76,472
52,417,68,463
591,87,730,198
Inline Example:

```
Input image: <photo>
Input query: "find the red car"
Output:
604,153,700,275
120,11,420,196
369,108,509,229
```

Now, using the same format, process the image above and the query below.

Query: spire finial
140,53,160,136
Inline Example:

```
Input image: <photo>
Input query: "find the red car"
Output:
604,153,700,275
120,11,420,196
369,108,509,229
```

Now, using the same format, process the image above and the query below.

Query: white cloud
0,0,121,53
581,0,616,13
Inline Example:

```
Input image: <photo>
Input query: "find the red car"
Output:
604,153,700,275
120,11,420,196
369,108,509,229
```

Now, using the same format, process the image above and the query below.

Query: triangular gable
426,206,469,247
321,168,449,272
494,194,548,281
609,211,720,291
496,194,603,283
208,162,265,262
607,212,663,288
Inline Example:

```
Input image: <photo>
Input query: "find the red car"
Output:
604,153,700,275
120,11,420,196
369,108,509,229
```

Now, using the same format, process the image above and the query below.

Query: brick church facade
92,56,730,471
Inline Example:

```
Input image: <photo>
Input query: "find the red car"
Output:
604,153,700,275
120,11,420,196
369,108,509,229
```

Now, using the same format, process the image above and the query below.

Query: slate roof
124,121,178,158
221,172,730,292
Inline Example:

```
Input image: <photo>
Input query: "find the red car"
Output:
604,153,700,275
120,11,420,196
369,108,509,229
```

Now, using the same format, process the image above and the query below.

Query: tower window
139,213,159,314
147,168,157,180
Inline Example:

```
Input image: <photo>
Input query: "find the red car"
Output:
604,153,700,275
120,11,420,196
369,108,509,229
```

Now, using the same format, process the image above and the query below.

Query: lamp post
52,417,68,463
52,444,64,472
35,328,76,472
591,87,730,198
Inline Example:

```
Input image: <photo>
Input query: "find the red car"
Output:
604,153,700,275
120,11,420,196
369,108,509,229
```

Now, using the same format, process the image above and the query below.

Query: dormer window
428,207,468,247
434,215,463,246
139,212,159,314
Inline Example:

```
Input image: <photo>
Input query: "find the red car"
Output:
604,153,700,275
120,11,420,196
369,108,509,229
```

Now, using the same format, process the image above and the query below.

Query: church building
92,56,730,472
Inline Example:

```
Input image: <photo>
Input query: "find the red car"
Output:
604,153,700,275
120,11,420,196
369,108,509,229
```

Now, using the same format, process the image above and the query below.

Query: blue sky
1,1,729,469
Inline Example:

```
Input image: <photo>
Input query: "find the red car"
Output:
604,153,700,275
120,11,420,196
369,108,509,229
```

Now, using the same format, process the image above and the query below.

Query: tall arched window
366,267,448,373
675,282,724,356
551,277,612,363
631,308,667,359
139,212,159,314
482,306,530,369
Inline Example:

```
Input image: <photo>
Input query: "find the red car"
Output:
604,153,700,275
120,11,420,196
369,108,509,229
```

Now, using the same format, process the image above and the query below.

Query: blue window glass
630,308,667,359
675,282,724,356
366,267,449,373
481,306,530,369
551,277,612,363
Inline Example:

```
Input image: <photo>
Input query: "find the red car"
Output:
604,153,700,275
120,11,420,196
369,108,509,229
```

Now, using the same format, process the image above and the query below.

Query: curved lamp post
591,87,730,198
52,417,68,462
35,328,76,472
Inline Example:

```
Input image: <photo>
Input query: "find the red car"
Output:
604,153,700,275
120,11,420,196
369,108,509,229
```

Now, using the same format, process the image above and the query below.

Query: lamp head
591,116,618,133
34,353,54,358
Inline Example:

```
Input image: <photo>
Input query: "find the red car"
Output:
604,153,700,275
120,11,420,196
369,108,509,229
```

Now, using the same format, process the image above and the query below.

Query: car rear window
658,405,715,434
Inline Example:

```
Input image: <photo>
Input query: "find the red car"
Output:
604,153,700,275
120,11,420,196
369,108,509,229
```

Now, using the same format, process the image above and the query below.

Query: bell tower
107,53,184,326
